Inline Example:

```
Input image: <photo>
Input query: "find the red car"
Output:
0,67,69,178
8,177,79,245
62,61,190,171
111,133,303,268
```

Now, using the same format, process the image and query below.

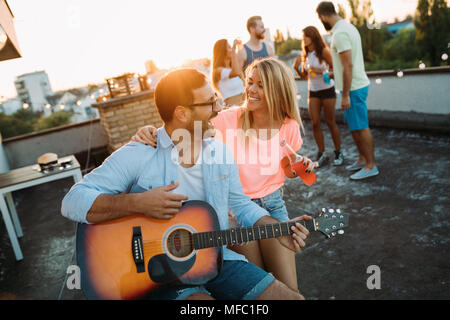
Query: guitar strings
141,228,296,250
141,226,303,253
140,223,298,248
139,221,305,254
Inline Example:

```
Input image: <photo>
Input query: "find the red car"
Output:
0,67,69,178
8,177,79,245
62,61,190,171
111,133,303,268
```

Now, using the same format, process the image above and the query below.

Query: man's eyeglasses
186,94,223,111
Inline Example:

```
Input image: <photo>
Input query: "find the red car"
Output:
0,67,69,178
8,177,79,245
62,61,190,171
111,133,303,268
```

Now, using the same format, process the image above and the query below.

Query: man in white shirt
316,1,378,180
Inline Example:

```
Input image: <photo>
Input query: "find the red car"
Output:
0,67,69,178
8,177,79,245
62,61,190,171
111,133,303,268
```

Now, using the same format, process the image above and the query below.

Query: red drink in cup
281,140,317,186
291,159,317,186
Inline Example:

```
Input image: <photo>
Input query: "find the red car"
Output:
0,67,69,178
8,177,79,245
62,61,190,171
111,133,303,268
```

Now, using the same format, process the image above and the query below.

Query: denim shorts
251,188,289,222
147,260,275,300
344,85,370,131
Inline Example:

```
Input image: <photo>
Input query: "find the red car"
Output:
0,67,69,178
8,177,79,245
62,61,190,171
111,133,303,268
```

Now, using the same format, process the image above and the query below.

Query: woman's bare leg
308,97,324,153
322,97,341,151
228,241,265,269
259,238,299,292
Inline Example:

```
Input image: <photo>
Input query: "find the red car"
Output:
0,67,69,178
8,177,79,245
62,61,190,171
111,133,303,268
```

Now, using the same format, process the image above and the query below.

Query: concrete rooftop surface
0,122,449,300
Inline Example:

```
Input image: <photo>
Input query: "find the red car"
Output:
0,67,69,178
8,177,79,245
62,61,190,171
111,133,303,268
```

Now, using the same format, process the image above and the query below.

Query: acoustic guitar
76,200,349,299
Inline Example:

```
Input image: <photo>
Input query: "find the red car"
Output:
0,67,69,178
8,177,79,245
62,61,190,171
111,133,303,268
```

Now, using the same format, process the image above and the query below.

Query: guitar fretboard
193,220,315,250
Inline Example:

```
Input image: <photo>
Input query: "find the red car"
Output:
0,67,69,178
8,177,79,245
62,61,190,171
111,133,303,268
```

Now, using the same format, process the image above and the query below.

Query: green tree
87,83,99,95
12,108,39,125
365,30,419,70
348,0,374,27
383,28,419,63
337,3,347,19
33,111,73,131
346,0,386,63
0,108,39,138
277,39,302,56
414,0,450,66
0,113,34,138
273,29,286,56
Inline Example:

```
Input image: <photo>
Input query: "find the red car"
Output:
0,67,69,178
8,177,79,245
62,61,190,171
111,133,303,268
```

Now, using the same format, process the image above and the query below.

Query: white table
0,155,82,261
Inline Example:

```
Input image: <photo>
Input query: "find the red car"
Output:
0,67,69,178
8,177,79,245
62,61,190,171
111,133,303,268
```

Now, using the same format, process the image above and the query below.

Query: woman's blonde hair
240,57,304,134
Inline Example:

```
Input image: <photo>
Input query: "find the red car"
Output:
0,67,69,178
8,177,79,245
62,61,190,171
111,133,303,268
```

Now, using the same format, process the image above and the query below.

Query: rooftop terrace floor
0,122,449,300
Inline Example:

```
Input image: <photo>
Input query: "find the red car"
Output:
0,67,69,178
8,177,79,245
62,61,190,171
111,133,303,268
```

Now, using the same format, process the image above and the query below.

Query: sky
0,0,418,99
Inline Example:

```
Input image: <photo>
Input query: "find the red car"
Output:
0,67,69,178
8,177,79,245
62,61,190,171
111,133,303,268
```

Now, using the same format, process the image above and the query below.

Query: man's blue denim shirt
61,127,270,262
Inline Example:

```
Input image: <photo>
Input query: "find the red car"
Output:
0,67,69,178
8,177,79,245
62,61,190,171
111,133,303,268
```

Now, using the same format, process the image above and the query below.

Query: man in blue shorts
61,68,310,300
316,1,378,180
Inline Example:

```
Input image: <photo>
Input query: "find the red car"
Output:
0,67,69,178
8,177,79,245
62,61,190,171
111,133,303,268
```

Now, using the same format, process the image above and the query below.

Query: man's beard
187,116,217,140
256,31,265,40
321,20,332,31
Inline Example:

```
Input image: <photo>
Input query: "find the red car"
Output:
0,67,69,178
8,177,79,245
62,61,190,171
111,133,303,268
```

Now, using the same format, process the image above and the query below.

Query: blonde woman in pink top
131,58,317,293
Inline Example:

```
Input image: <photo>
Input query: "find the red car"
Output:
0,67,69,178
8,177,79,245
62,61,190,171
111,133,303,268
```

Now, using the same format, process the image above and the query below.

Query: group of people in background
62,2,378,300
211,4,378,180
211,15,275,107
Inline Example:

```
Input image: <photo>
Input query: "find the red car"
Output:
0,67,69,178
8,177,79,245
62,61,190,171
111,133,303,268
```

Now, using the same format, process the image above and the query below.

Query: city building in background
386,17,414,35
14,71,53,114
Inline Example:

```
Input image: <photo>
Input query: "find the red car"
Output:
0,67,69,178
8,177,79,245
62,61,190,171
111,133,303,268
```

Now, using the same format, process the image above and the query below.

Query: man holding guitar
61,68,311,300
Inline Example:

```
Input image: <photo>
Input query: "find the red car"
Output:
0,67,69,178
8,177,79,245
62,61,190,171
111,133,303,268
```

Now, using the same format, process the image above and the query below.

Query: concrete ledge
294,65,450,81
366,110,450,133
2,118,102,143
92,90,154,109
366,66,450,77
299,107,450,134
2,118,108,168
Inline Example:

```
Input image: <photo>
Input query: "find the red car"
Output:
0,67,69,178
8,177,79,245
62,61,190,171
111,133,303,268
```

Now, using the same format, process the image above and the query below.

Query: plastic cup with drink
280,140,317,186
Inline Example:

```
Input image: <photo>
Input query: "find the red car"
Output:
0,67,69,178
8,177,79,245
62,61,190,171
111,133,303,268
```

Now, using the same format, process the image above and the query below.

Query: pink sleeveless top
212,107,303,199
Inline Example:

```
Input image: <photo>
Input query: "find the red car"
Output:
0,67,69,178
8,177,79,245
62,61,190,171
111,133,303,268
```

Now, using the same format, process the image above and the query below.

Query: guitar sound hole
167,229,193,258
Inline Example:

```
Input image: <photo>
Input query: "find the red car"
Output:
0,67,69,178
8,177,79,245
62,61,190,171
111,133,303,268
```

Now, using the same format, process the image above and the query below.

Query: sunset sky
1,0,418,99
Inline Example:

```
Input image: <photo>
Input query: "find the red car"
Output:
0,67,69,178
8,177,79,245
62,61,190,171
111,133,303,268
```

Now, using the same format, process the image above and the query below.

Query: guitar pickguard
147,253,196,284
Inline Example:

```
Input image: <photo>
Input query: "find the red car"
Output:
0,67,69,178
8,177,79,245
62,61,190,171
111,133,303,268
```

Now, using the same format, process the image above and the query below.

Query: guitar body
76,201,223,300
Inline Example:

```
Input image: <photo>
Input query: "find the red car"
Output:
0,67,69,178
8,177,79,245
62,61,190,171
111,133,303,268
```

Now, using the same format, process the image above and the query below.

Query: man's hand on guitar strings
134,182,188,219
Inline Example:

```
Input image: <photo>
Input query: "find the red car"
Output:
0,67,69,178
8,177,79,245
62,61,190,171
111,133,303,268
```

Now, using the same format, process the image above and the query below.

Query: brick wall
92,90,163,152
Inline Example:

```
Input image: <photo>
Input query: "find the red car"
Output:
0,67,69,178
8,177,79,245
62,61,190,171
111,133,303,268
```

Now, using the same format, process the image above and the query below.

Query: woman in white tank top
212,39,245,107
293,26,343,167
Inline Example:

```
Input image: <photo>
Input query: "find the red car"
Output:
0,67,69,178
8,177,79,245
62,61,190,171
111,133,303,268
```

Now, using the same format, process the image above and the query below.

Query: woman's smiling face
245,67,268,112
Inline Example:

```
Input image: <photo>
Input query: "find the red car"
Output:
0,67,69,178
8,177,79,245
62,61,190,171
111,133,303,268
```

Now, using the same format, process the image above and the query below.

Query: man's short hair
316,1,337,16
247,16,262,33
154,68,207,123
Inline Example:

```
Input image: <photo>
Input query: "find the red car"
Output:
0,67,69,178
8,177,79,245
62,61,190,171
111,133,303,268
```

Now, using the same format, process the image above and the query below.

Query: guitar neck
192,219,316,250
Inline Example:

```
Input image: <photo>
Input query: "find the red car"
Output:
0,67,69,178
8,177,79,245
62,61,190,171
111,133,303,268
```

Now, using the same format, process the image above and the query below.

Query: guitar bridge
132,226,145,273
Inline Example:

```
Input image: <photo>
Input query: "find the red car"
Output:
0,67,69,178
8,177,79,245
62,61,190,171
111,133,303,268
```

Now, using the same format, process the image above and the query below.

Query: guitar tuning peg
338,230,344,235
319,208,326,217
336,209,341,213
331,232,336,237
328,208,335,213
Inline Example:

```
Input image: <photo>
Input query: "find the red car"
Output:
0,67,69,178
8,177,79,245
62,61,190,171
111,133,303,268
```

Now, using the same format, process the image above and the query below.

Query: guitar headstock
315,208,349,238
